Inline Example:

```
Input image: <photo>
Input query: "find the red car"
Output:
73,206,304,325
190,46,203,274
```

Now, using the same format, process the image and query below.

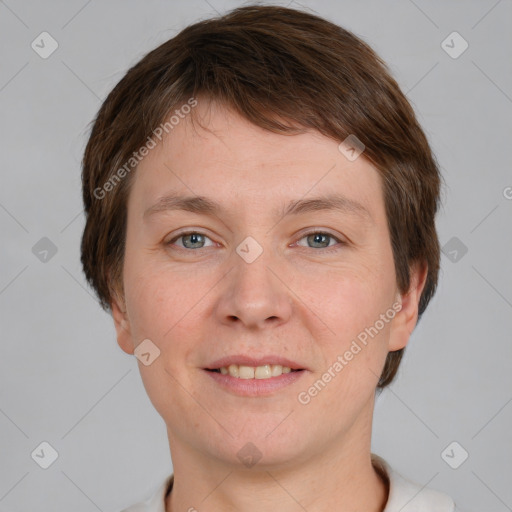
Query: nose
214,246,293,330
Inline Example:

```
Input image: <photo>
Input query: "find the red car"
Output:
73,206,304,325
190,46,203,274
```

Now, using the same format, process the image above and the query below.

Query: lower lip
203,369,306,396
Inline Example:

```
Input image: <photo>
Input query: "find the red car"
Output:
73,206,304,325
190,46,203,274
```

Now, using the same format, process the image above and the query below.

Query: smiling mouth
205,364,303,379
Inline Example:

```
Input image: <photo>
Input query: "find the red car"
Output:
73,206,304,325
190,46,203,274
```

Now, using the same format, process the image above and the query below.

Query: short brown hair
81,4,441,389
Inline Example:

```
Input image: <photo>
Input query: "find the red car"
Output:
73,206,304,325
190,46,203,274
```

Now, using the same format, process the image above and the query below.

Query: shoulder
119,474,173,512
372,454,456,512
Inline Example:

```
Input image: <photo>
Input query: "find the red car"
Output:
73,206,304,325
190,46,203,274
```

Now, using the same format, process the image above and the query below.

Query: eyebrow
143,193,372,222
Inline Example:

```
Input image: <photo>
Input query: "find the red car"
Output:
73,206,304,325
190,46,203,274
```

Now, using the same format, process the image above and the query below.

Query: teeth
217,364,294,379
239,365,254,379
255,365,271,379
271,364,282,377
228,364,239,377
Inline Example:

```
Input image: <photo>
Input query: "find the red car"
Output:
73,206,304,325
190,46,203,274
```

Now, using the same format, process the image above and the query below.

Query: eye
166,231,215,250
165,230,345,252
295,231,344,251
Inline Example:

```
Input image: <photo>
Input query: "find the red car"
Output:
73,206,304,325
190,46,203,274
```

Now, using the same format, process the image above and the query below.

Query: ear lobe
388,261,428,352
111,292,135,355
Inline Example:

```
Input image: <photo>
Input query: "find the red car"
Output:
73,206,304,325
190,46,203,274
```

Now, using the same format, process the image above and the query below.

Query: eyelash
166,230,346,253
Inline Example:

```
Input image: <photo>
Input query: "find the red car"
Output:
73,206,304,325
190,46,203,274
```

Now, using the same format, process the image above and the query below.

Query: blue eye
296,231,343,250
167,231,214,249
165,230,344,252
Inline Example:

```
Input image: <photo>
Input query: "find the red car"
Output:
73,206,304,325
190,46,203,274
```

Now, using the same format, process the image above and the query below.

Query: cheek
301,261,395,341
301,287,394,418
124,277,164,341
122,214,189,339
299,253,396,389
122,256,217,382
122,264,204,413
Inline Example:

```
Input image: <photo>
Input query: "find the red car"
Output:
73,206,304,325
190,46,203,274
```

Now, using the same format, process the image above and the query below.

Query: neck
166,453,388,512
165,403,389,512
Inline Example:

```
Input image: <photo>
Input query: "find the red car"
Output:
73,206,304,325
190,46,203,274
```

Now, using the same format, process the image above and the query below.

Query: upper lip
205,355,306,371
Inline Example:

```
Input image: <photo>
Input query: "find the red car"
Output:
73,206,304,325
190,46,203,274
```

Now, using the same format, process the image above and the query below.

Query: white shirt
121,453,456,512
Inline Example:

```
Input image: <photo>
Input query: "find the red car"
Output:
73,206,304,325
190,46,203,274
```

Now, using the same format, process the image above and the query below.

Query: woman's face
111,99,424,468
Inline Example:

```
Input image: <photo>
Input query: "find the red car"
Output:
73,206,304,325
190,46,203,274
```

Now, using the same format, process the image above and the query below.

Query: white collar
371,454,455,511
123,454,455,512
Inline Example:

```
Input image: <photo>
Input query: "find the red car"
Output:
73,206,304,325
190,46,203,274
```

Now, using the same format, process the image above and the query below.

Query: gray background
1,0,511,511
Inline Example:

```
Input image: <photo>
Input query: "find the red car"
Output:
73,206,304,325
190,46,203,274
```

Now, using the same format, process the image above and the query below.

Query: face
112,98,426,469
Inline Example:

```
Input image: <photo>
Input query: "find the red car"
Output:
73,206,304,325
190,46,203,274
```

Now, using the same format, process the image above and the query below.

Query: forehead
129,100,384,219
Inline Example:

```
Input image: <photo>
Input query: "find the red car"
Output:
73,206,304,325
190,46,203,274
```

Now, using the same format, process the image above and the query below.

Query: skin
111,98,427,512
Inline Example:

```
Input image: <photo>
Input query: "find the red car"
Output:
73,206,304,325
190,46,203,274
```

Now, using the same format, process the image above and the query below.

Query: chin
216,431,307,470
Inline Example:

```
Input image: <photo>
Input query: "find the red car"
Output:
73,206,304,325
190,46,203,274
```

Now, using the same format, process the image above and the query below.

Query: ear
388,260,428,352
110,289,135,355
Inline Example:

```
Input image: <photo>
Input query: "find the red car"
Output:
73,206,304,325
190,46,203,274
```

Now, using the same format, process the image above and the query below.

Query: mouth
203,355,306,381
205,364,303,380
202,356,307,395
